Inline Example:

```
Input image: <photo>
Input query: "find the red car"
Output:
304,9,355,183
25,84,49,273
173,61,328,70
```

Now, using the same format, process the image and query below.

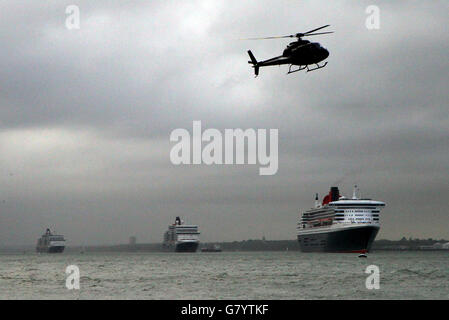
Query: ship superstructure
297,186,385,253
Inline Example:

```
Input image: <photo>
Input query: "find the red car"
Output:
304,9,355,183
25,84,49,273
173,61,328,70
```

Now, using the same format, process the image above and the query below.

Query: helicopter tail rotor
247,50,259,77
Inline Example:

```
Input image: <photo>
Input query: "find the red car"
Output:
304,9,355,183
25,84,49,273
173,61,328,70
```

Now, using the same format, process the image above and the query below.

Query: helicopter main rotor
242,24,333,40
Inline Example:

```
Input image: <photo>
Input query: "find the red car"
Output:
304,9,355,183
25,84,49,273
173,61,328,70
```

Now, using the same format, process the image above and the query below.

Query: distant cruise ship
297,186,386,253
36,228,66,253
163,217,200,252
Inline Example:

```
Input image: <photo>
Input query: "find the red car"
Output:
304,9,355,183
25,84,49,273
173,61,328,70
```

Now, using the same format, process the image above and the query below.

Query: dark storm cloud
0,1,448,245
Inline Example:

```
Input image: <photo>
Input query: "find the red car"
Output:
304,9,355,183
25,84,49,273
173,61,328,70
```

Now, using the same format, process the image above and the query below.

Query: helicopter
244,25,333,77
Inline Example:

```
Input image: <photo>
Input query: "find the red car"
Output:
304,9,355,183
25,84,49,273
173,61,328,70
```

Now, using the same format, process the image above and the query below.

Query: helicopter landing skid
306,62,328,72
287,65,306,74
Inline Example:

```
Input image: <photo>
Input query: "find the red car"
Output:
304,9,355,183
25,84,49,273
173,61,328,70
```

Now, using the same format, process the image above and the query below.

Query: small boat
358,253,367,258
201,244,222,252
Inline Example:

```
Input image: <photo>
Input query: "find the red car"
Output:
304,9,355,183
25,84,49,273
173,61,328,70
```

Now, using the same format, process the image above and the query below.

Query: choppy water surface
0,251,447,299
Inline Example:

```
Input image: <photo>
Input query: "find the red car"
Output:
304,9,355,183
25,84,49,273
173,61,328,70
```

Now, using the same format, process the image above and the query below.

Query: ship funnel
175,216,181,225
315,193,319,208
330,187,340,202
322,187,340,205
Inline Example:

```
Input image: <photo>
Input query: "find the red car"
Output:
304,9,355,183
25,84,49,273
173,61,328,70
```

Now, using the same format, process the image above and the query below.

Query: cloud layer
0,1,448,245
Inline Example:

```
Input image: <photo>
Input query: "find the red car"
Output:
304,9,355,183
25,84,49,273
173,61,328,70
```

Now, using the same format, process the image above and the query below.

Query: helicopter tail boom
247,50,259,77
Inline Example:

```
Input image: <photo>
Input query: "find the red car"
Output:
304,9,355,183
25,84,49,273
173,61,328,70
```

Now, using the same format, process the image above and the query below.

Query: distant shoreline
2,238,448,253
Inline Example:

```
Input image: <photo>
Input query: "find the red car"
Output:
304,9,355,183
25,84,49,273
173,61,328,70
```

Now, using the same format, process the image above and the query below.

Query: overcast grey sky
0,1,448,246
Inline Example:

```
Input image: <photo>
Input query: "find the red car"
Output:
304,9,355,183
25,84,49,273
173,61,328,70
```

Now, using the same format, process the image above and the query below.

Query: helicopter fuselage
262,41,329,67
246,25,333,76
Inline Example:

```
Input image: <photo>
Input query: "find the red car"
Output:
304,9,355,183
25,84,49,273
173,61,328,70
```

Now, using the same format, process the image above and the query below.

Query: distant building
129,236,136,246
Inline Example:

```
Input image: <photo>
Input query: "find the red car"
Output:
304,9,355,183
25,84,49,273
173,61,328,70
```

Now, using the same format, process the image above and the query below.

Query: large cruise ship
297,186,385,253
163,217,200,252
36,228,66,253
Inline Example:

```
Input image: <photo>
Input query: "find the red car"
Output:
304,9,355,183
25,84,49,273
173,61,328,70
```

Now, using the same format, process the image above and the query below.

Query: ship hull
36,246,65,253
297,224,379,253
175,241,199,252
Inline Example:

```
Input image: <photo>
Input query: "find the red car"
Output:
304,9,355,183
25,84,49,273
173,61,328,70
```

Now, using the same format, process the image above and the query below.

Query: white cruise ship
36,228,66,253
163,217,200,252
297,185,386,253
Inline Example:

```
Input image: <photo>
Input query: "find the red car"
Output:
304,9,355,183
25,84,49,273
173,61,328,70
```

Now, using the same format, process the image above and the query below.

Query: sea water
0,251,447,299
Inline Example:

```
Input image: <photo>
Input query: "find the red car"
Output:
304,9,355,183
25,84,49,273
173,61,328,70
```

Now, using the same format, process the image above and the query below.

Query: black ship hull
36,246,65,253
297,225,379,253
175,241,199,252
